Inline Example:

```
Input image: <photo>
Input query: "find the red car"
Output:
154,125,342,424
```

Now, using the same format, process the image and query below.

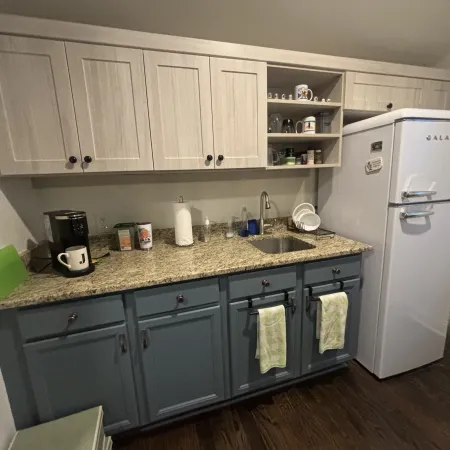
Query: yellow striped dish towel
316,292,348,354
255,305,286,374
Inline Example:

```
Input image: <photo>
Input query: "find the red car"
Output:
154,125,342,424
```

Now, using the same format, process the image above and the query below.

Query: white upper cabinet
0,36,81,175
144,51,214,170
420,80,450,110
345,72,424,112
66,43,153,172
210,58,267,169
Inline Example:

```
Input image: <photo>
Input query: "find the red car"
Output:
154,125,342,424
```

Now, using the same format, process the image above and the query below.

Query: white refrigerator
318,108,450,379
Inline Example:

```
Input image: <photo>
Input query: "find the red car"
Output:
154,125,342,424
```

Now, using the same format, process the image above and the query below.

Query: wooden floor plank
116,338,450,450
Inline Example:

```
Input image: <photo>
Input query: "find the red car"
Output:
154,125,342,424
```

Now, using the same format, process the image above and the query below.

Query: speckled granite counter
1,227,371,310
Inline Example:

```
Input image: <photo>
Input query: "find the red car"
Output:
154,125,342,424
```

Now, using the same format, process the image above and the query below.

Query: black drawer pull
262,279,270,287
176,295,184,303
332,268,341,275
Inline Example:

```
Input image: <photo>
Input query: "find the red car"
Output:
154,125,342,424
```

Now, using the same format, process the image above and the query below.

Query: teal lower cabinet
301,278,361,375
138,305,225,421
23,324,139,435
228,291,297,397
1,255,364,435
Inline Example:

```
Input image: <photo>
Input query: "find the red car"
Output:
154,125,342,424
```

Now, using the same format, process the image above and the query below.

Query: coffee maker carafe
43,210,94,277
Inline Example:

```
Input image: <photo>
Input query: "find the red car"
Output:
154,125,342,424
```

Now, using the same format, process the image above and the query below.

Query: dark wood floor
116,338,450,450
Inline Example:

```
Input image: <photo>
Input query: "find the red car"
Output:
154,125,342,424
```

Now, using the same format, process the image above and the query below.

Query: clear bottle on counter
226,218,235,238
203,216,211,243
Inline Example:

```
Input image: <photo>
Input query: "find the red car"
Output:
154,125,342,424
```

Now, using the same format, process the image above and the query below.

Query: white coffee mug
295,84,313,101
57,245,89,271
295,116,316,134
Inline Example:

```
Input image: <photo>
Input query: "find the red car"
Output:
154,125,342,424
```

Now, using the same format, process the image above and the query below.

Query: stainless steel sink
249,237,315,254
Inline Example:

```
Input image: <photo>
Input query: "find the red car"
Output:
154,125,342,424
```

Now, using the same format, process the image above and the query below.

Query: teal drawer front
304,255,361,285
228,265,296,300
18,294,125,341
134,278,220,317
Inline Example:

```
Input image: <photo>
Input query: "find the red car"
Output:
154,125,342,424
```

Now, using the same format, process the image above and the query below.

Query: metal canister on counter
137,222,153,250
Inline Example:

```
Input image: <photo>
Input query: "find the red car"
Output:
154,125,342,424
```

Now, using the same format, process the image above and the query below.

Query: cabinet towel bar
306,280,348,312
247,291,296,315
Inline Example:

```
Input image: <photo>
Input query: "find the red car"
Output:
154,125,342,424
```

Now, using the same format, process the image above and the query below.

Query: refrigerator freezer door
375,202,450,378
389,120,450,204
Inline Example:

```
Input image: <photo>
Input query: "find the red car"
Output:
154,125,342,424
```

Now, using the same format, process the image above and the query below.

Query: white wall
32,171,317,234
0,178,42,253
0,369,15,450
1,0,450,66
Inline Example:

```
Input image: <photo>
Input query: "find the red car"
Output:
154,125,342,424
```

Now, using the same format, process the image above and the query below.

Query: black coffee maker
43,210,94,277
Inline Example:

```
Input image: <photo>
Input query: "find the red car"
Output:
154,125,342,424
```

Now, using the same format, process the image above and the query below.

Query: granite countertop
1,225,371,309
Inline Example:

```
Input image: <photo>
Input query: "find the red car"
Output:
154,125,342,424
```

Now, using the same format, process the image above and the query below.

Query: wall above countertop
31,171,317,235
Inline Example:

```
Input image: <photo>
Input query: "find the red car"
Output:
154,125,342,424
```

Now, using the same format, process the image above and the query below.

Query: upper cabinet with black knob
144,51,215,171
0,36,82,175
345,72,424,112
210,58,267,169
66,42,154,172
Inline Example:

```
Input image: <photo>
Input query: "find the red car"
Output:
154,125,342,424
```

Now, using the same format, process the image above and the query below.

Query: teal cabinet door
228,291,297,397
301,278,361,375
24,324,138,435
139,305,225,421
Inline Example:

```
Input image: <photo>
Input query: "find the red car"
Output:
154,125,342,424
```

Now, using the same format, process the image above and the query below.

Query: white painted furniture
66,42,153,172
421,80,450,110
345,72,424,112
0,36,81,175
346,72,450,112
144,51,214,171
210,58,267,169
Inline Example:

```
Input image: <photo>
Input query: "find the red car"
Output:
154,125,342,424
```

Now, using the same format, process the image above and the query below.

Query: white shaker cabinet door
210,58,267,169
345,72,424,112
421,80,450,110
145,51,214,170
0,36,81,175
66,43,153,172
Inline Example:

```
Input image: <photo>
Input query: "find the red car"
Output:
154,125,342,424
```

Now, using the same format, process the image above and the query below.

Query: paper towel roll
173,201,193,246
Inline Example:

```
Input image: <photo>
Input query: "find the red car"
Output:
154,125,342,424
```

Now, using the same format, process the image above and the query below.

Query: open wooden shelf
267,163,339,170
267,99,341,116
268,133,340,143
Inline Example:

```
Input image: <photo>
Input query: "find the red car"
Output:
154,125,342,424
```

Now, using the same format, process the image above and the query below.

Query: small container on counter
137,222,153,250
113,223,136,251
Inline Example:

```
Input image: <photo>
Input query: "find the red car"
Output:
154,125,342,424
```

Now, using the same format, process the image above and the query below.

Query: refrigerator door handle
402,190,437,199
400,211,435,220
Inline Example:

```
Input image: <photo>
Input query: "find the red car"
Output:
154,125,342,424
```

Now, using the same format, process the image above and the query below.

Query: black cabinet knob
68,156,77,164
176,295,184,303
218,155,224,161
68,312,78,323
387,103,393,110
262,279,270,287
332,268,341,275
206,154,213,162
84,155,92,163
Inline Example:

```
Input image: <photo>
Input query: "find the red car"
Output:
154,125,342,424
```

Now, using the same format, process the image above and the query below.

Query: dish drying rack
287,221,335,240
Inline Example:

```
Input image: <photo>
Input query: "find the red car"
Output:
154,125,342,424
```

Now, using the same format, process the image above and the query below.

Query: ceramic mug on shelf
57,245,89,272
295,84,313,101
295,116,316,134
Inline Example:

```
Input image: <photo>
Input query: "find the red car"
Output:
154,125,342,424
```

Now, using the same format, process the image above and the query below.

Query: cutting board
0,245,28,301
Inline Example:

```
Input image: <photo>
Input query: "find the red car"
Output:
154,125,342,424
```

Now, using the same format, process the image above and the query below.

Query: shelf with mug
267,99,342,116
267,133,340,143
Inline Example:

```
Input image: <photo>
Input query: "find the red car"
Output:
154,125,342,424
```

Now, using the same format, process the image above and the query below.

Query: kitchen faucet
259,191,272,235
